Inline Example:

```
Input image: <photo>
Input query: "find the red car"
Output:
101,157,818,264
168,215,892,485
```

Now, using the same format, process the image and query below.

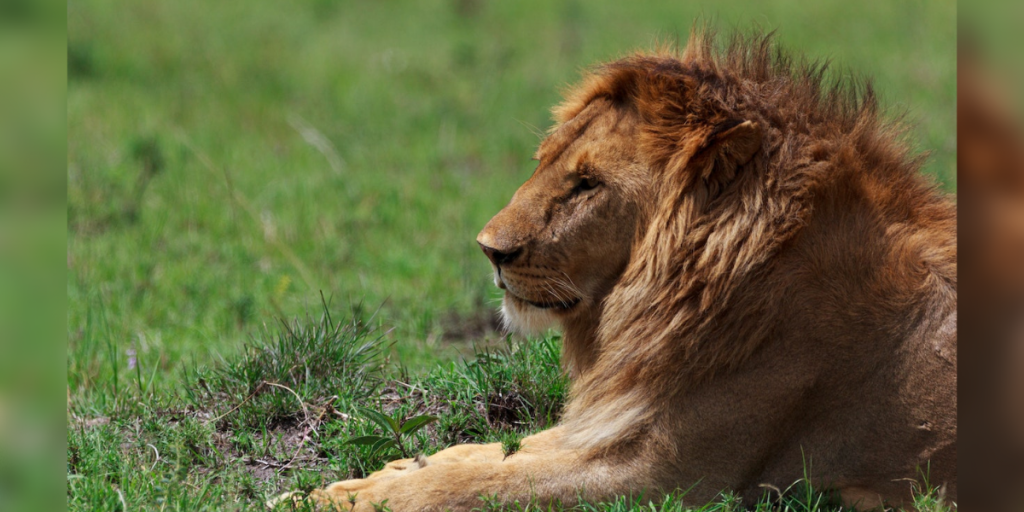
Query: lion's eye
574,176,600,194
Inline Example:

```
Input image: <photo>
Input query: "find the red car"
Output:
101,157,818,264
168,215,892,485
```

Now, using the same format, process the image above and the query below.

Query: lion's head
475,97,650,336
477,53,764,372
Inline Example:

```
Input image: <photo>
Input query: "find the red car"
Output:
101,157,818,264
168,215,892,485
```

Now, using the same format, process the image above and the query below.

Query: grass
67,0,956,510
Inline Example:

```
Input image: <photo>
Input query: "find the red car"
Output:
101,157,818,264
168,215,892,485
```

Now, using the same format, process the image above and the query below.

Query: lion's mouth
507,292,581,311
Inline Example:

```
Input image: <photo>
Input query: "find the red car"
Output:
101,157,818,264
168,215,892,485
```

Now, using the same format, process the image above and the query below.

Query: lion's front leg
289,427,648,512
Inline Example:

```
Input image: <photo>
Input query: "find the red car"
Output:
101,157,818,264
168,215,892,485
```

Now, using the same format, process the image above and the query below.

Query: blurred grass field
66,0,955,509
68,0,955,390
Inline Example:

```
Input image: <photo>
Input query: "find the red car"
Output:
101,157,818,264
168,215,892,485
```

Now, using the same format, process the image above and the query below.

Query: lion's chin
500,294,560,336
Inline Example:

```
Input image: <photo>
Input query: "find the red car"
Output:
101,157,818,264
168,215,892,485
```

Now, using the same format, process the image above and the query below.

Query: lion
283,30,957,511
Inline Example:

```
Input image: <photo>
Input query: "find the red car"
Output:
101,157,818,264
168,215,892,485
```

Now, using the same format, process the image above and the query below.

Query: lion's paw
265,490,303,509
268,456,428,512
266,490,351,511
266,487,362,511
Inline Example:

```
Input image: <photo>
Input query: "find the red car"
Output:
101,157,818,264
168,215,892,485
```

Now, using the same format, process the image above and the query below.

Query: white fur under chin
500,295,558,336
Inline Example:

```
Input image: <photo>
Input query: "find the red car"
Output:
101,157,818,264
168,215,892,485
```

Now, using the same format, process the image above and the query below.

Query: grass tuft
425,335,568,437
184,299,386,431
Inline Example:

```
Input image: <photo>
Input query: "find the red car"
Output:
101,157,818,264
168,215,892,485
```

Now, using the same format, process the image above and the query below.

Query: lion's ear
693,119,763,180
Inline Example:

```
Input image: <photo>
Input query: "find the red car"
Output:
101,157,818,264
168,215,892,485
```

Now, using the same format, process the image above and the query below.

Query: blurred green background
66,0,956,397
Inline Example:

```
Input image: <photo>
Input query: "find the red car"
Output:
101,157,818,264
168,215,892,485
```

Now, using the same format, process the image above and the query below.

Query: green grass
67,0,956,509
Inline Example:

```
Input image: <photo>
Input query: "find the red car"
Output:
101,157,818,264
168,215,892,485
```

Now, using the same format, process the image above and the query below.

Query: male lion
289,30,957,511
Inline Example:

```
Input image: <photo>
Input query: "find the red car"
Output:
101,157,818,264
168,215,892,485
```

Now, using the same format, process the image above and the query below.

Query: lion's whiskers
540,281,570,308
556,270,584,296
549,275,584,303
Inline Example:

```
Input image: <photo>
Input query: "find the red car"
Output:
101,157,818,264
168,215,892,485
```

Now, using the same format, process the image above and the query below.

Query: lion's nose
478,242,522,266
